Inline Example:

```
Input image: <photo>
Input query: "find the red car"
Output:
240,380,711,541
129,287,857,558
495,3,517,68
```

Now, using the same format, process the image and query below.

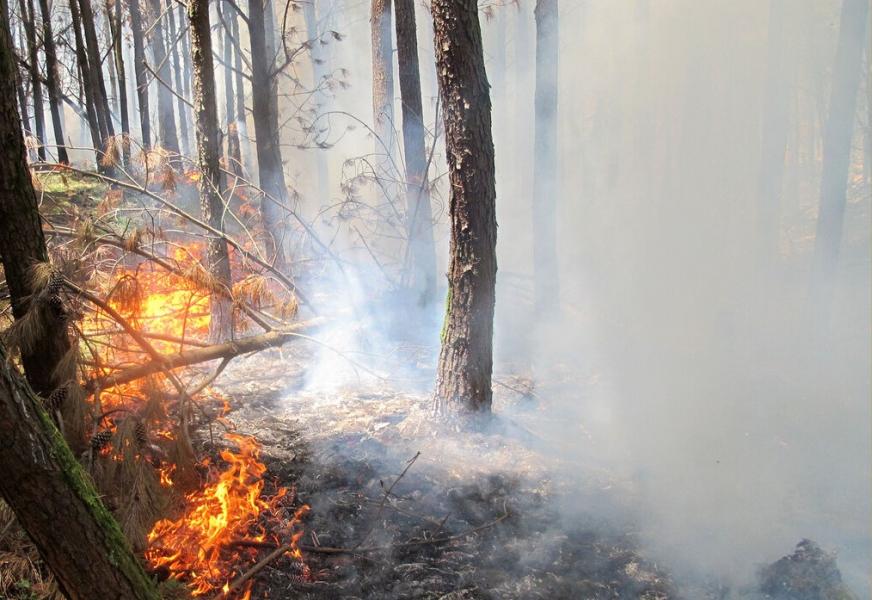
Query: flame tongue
146,434,308,596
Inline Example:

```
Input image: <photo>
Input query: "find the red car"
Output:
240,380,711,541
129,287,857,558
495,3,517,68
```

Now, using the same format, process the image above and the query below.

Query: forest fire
146,434,309,596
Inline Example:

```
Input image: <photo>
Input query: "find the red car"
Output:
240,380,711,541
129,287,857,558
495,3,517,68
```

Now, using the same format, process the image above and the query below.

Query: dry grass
0,503,62,600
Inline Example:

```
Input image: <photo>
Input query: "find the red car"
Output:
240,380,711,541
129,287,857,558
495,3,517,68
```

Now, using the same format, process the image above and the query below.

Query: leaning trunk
810,0,868,301
533,0,559,315
431,0,498,415
69,0,102,166
189,0,233,341
78,0,115,141
394,0,437,304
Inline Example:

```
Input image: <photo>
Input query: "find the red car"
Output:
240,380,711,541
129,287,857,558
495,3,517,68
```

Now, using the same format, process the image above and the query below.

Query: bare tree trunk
533,0,559,315
248,0,290,271
148,0,180,154
394,0,437,304
69,0,103,165
78,0,115,141
189,0,233,341
303,0,329,204
219,1,240,176
370,0,395,160
231,5,247,167
111,0,130,163
166,0,190,156
755,0,790,266
35,0,68,163
431,0,497,415
129,0,151,148
19,0,45,160
810,0,868,300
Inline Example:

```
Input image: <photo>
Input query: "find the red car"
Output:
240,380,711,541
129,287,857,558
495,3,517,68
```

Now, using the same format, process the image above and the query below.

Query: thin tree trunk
810,0,868,299
129,0,151,148
220,1,240,176
149,0,180,153
20,0,45,160
69,0,102,165
370,0,394,160
394,0,437,304
533,0,559,315
166,0,190,155
36,0,68,163
248,0,290,271
189,0,233,341
111,0,130,163
78,0,115,141
755,0,790,266
231,5,247,168
303,0,329,204
431,0,497,415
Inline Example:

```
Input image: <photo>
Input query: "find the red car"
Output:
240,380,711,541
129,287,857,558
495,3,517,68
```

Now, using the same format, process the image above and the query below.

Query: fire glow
146,433,309,596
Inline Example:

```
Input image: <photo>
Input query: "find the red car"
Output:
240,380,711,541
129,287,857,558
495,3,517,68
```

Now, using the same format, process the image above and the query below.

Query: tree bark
394,0,437,304
148,0,180,153
231,5,247,167
371,0,395,160
129,0,151,148
35,0,68,163
0,346,160,600
810,0,868,297
219,1,240,176
111,0,130,163
189,0,233,341
248,0,290,271
167,0,190,155
533,0,559,315
19,0,45,160
431,0,497,415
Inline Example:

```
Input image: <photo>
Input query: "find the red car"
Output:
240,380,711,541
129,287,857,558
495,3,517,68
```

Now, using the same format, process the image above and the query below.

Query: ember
146,433,309,596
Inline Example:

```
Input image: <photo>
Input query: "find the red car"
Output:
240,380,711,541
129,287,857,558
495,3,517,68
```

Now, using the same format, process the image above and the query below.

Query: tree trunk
129,0,151,148
431,0,497,415
19,0,45,160
231,5,247,168
78,0,115,142
167,0,190,156
755,0,790,267
533,0,559,315
248,0,290,271
219,1,240,176
69,0,103,166
148,0,180,154
35,0,68,163
0,348,160,600
189,0,233,341
370,0,395,160
394,0,437,304
111,0,130,163
810,0,868,297
303,0,329,204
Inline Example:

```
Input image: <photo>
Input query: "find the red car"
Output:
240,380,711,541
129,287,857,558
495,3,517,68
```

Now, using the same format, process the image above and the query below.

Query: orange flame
146,434,309,596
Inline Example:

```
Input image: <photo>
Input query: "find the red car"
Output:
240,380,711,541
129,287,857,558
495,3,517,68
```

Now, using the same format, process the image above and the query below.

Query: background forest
0,0,868,599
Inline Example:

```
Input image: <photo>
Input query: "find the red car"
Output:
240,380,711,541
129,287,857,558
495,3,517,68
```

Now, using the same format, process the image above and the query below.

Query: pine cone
45,387,67,412
134,421,148,448
90,429,113,451
47,271,64,296
48,294,64,313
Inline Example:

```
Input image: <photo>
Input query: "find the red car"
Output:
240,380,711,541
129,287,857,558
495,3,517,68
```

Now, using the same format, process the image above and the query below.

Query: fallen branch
211,541,293,600
85,318,325,392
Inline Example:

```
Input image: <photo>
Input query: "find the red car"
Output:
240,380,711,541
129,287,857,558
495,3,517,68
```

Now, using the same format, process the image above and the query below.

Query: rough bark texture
431,0,497,415
19,0,45,160
371,0,394,150
248,0,290,271
148,0,180,153
533,0,559,315
810,0,868,295
35,0,68,163
0,347,160,600
129,0,151,148
395,0,437,304
189,0,233,341
755,0,790,266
